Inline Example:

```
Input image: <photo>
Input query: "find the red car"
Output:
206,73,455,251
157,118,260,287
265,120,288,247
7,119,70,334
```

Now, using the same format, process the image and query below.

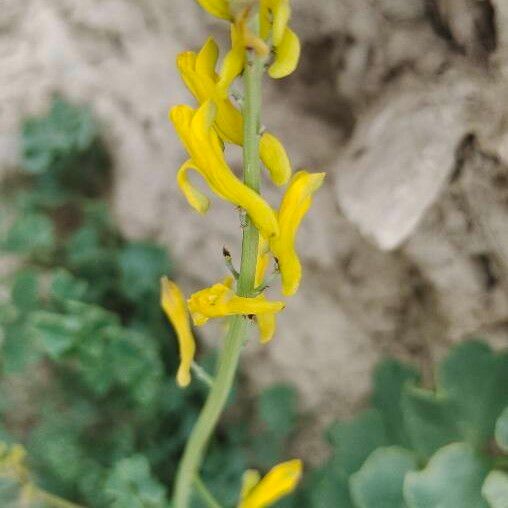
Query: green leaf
437,340,508,448
3,213,54,256
104,455,168,508
74,332,115,395
402,385,460,460
65,225,119,300
21,97,110,193
495,407,508,453
118,242,171,301
0,303,17,327
258,384,298,437
50,269,88,302
29,311,82,359
372,359,420,447
482,471,508,508
2,323,41,373
29,421,86,489
327,409,388,475
350,447,418,508
30,301,118,360
403,443,490,508
306,463,353,508
11,269,39,313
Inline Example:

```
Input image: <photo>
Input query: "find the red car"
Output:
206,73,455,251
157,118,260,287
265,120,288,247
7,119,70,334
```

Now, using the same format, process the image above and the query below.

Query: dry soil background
2,0,508,460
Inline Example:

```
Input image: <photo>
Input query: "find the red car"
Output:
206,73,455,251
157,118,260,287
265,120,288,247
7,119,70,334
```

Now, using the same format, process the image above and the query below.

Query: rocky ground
2,0,508,460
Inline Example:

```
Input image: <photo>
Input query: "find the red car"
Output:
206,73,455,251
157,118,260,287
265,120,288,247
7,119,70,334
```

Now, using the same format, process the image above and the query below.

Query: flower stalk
194,476,223,508
172,17,266,508
165,2,322,506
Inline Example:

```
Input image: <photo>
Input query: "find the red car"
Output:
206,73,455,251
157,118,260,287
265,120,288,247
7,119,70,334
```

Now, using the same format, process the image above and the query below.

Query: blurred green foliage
286,340,508,508
0,97,298,507
3,96,507,508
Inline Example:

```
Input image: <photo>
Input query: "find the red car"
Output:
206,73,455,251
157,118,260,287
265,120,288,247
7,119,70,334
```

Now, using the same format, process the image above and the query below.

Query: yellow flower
254,237,278,343
268,27,300,79
160,277,196,388
260,0,290,45
195,0,300,79
176,38,292,186
196,0,232,20
259,132,291,186
187,277,285,327
255,236,271,288
170,101,279,239
270,170,325,296
260,0,301,79
256,309,276,344
176,36,242,139
238,459,303,508
218,24,247,93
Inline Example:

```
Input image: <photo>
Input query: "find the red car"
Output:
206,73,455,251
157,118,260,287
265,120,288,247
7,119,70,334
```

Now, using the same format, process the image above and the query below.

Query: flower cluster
163,3,323,503
162,0,324,389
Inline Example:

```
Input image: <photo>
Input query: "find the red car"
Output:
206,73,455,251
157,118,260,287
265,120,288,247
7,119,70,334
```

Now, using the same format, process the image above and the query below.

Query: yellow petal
240,470,262,501
160,277,196,387
257,307,277,344
239,459,303,508
255,236,270,287
260,132,292,186
191,97,217,133
255,240,278,344
177,50,217,104
177,160,210,214
196,36,220,80
268,27,301,79
218,24,246,93
270,171,325,296
214,98,244,144
170,102,279,239
176,38,244,144
188,281,284,326
264,0,291,46
196,0,232,20
226,294,285,317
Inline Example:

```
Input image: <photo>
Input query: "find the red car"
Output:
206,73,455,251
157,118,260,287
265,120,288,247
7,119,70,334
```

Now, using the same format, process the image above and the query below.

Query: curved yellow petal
196,36,220,80
214,99,244,144
268,28,301,79
196,0,232,20
270,171,325,296
259,1,271,41
170,102,279,238
255,237,270,287
240,470,262,501
257,306,276,344
239,459,303,508
160,277,195,388
188,280,284,326
177,160,210,214
177,51,216,104
226,294,285,316
176,38,244,144
266,0,291,46
260,132,292,186
218,24,246,93
260,0,291,45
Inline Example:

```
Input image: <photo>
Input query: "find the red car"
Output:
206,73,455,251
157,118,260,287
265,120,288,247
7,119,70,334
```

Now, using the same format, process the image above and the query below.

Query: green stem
172,22,265,508
193,476,223,508
191,361,214,388
237,51,264,298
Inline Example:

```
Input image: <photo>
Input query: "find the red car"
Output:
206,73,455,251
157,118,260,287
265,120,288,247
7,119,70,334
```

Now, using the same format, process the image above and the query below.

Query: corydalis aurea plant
161,1,324,506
